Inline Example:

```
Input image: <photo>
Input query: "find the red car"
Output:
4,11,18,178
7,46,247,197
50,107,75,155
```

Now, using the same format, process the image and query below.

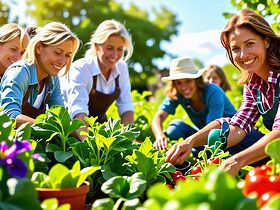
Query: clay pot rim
36,180,90,193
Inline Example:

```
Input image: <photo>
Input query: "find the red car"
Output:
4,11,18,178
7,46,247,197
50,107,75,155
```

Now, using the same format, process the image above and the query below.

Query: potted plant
32,160,100,210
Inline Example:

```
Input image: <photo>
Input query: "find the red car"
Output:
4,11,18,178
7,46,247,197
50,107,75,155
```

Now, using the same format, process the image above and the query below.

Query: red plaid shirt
218,71,280,133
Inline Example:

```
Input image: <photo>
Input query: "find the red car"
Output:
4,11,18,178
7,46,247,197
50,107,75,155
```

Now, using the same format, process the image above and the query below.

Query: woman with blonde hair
61,19,134,141
166,9,280,176
0,23,29,78
0,21,80,127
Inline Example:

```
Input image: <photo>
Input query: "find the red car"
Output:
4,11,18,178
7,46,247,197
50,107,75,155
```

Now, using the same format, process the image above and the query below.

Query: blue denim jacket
0,61,64,118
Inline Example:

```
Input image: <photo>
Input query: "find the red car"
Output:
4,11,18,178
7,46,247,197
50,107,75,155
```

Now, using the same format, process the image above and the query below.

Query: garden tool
207,122,230,153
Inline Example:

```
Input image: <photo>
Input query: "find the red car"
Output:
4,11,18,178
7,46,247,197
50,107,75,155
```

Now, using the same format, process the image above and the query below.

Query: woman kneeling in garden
166,9,280,177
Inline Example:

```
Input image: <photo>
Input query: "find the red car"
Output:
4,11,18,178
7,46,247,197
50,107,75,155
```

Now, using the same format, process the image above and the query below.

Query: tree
23,0,180,87
0,1,10,25
227,0,280,32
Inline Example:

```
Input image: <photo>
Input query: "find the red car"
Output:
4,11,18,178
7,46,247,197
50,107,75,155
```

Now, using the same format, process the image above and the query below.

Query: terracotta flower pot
36,181,90,210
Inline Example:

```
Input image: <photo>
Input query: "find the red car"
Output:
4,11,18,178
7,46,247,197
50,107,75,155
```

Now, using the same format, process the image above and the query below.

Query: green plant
0,111,41,210
31,105,84,171
31,160,99,189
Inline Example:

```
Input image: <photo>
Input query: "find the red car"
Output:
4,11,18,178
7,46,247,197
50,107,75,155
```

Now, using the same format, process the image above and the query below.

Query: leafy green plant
31,160,99,189
142,168,258,210
31,105,84,170
92,172,145,210
71,117,140,201
125,138,175,188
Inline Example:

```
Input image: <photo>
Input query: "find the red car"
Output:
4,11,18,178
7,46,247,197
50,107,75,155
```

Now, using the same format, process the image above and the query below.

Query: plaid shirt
218,71,280,133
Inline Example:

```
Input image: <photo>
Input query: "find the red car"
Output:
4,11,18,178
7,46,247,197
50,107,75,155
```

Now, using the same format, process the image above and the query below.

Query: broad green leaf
126,173,146,199
265,139,280,163
48,164,69,188
101,136,116,150
77,166,100,187
134,151,157,181
46,143,62,152
122,198,141,210
92,198,114,210
54,151,73,162
71,160,81,178
139,137,153,157
101,176,129,198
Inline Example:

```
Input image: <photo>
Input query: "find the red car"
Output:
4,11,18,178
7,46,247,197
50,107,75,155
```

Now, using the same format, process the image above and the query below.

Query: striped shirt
218,71,280,133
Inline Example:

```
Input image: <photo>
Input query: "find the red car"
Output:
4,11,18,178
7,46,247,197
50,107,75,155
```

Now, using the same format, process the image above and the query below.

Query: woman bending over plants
166,9,280,177
0,22,80,127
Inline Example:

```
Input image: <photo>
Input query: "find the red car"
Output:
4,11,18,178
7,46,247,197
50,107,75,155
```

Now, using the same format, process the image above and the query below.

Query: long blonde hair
0,23,29,53
22,22,80,75
85,19,133,61
221,9,280,84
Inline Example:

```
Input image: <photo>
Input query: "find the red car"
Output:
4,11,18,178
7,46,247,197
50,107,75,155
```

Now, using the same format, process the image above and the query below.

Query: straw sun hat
161,57,207,82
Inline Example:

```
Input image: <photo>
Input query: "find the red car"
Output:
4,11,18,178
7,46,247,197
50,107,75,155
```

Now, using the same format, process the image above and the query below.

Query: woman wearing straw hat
152,57,237,151
152,57,264,154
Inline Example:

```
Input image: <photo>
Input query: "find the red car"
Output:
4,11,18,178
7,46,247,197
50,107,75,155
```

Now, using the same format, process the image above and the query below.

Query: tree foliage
226,0,280,32
0,1,9,25
24,0,180,86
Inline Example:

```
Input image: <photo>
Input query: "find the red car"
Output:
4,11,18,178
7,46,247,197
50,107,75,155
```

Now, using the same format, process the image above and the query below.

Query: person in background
166,9,280,177
203,64,231,92
60,19,134,141
0,23,29,79
0,22,80,127
152,57,237,151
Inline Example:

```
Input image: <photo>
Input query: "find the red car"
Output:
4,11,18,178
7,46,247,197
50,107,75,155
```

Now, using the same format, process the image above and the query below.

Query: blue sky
117,0,239,68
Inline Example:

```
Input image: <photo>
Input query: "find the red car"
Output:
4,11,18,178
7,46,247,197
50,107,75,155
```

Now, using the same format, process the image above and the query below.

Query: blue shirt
159,83,236,129
0,61,64,118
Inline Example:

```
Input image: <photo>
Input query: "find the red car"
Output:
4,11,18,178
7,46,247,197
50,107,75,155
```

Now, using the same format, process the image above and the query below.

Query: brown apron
22,86,51,119
88,75,120,123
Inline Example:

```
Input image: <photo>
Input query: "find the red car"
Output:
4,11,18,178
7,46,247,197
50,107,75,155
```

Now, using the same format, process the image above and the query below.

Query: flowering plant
0,111,41,210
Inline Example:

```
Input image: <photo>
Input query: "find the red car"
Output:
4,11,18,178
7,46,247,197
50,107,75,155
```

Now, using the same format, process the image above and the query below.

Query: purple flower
0,140,32,178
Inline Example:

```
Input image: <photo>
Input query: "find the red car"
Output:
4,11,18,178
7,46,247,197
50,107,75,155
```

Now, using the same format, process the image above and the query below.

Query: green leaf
265,139,280,163
134,151,157,182
122,198,141,210
41,198,71,210
5,178,41,210
92,198,114,210
126,173,146,199
48,164,69,188
14,123,31,140
31,172,50,188
139,137,153,157
0,112,14,140
54,151,73,162
101,176,129,198
77,166,100,187
262,194,280,210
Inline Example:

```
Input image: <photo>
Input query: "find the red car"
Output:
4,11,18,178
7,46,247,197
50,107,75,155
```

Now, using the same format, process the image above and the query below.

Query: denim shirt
0,61,64,118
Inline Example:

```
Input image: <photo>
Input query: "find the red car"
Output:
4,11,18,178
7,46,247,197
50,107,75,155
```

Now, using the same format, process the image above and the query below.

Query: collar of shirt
93,56,120,82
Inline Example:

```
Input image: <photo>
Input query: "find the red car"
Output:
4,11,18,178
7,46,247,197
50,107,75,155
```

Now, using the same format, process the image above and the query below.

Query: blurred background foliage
0,0,278,136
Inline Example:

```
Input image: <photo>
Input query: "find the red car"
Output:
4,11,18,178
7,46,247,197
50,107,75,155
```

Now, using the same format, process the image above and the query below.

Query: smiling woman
0,21,80,127
0,23,29,79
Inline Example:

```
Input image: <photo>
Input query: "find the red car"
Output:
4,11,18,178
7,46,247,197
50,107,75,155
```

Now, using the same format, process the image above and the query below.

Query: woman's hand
153,135,168,150
219,156,242,177
165,140,193,165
